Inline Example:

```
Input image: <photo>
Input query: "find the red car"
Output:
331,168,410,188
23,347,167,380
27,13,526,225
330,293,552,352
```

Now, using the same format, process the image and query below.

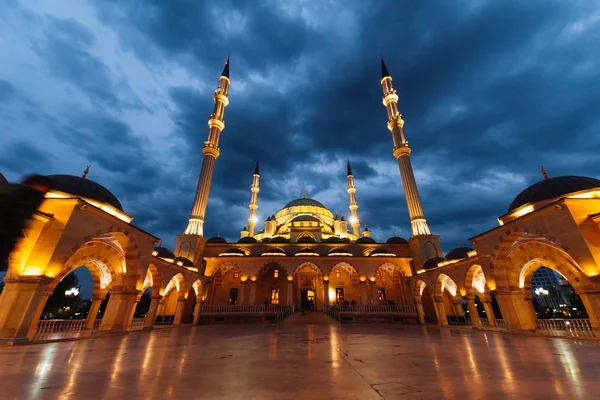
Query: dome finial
302,189,307,198
539,165,549,180
82,165,91,179
217,232,220,237
458,240,462,248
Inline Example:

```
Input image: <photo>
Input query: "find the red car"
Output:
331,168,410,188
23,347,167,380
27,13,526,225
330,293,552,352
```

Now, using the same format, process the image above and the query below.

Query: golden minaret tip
539,165,549,180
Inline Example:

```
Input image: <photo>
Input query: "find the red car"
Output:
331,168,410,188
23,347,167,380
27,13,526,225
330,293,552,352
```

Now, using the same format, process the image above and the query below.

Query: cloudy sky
1,0,599,252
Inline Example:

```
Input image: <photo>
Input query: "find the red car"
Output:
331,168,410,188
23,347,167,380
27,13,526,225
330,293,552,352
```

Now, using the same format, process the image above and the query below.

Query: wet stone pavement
1,323,600,399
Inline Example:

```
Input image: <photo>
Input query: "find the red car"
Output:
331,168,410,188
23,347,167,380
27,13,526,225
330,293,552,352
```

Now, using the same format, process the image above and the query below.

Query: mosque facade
1,59,600,342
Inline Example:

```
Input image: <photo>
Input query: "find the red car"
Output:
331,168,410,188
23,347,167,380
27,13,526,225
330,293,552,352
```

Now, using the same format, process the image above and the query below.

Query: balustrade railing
129,318,146,331
323,306,342,322
496,319,506,328
328,304,417,313
537,318,594,337
480,318,490,327
201,304,292,313
34,318,102,340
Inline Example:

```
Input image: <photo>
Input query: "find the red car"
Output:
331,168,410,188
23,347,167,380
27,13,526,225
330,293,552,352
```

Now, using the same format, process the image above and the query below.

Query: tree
42,272,82,319
134,290,152,317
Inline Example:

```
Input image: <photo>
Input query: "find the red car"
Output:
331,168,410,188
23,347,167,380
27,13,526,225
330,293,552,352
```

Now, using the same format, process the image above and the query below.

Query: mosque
1,58,600,343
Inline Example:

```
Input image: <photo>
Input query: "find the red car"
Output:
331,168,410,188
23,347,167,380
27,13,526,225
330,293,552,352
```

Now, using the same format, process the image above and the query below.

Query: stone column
127,299,141,328
0,276,52,343
465,295,481,328
453,298,464,316
433,296,448,326
416,299,425,324
193,298,203,325
287,281,293,305
482,300,496,327
323,280,330,307
173,298,187,325
144,295,162,329
370,281,378,305
577,291,600,330
360,281,368,305
495,290,537,331
99,290,139,333
239,281,247,305
85,298,104,330
249,281,257,305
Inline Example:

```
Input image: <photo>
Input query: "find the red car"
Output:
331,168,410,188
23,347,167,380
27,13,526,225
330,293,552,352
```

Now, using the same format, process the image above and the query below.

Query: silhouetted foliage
42,272,81,319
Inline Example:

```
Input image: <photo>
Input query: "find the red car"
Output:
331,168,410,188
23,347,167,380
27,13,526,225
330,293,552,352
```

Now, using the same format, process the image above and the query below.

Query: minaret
380,58,431,237
183,58,230,237
346,161,360,237
247,161,260,236
380,58,442,268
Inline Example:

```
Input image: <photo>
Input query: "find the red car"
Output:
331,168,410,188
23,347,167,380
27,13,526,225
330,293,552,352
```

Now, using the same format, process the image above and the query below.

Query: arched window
376,270,382,279
233,270,239,279
336,270,341,279
274,270,279,278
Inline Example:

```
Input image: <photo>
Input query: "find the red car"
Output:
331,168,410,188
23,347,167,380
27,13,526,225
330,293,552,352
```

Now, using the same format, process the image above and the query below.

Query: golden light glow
287,275,293,282
323,275,329,281
151,250,158,256
416,269,426,274
250,275,257,282
569,190,600,199
328,288,336,302
359,275,367,282
240,275,248,282
21,266,45,276
368,276,376,282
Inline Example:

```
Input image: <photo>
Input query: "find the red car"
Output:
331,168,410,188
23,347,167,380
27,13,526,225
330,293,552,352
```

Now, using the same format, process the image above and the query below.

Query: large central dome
508,176,600,212
283,197,328,210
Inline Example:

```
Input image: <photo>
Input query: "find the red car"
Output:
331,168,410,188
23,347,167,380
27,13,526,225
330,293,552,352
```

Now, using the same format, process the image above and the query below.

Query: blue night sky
1,1,599,298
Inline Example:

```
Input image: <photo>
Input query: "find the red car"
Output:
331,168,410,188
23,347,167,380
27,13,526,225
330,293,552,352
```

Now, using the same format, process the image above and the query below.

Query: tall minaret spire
346,160,360,237
183,58,230,236
247,161,260,236
380,57,431,236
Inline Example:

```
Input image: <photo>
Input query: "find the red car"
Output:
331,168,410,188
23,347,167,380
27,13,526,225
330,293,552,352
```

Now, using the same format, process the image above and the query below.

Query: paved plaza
2,323,600,399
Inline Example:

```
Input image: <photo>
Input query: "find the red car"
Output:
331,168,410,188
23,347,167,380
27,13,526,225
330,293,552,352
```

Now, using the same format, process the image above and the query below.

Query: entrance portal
300,287,316,312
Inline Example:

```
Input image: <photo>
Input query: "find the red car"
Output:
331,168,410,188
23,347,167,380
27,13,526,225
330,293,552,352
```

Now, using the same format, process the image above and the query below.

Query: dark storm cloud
0,139,55,174
3,0,599,251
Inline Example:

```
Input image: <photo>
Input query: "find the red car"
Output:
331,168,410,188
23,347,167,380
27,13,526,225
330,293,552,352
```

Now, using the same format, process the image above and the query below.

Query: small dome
262,247,287,256
386,236,409,244
153,246,175,259
207,236,227,244
295,247,320,256
219,248,246,257
509,176,600,212
270,236,290,244
290,215,321,223
369,248,396,257
323,237,343,243
445,247,474,261
44,174,123,211
283,198,328,209
356,237,376,244
422,257,445,270
175,256,195,267
328,247,352,256
261,237,272,243
238,236,258,244
297,236,317,243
